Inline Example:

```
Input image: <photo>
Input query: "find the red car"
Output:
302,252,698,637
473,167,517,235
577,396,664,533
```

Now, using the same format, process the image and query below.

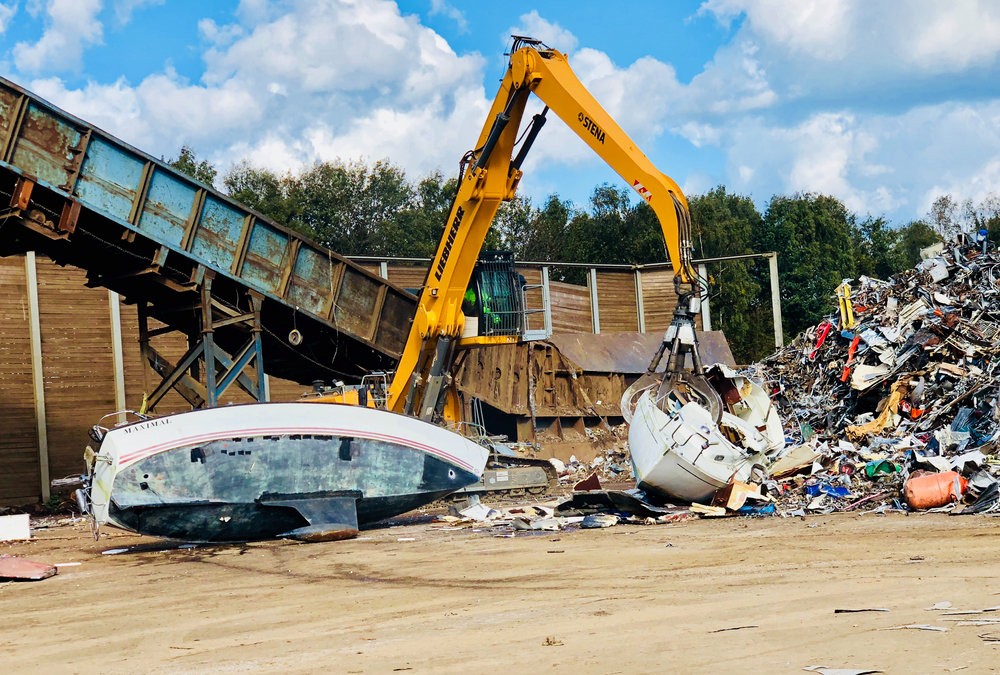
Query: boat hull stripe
116,427,476,472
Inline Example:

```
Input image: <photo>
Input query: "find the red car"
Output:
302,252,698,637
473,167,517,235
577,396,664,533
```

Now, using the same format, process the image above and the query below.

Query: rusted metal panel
190,194,244,271
0,86,22,159
547,331,735,373
374,290,413,356
240,221,291,294
136,168,197,247
456,331,736,423
73,136,146,222
9,103,85,191
334,267,381,339
286,244,333,316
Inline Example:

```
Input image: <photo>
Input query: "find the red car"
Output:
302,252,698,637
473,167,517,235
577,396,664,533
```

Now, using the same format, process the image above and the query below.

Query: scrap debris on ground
468,237,1000,532
747,238,1000,517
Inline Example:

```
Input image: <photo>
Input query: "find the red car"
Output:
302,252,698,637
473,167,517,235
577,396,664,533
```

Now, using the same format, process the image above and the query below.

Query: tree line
171,147,989,363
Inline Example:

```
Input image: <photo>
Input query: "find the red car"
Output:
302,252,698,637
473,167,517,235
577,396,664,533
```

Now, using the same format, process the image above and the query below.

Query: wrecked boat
623,365,784,504
82,402,489,542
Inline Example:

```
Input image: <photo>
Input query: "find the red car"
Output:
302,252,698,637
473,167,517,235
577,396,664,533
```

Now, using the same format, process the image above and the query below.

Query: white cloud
13,0,103,73
26,0,488,183
0,2,16,36
701,0,852,61
198,17,244,46
429,0,467,33
682,39,775,116
662,0,1000,219
509,11,578,53
112,0,162,26
695,99,1000,218
698,0,1000,87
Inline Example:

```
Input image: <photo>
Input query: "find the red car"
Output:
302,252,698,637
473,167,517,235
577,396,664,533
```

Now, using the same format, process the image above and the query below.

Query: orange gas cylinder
904,470,968,510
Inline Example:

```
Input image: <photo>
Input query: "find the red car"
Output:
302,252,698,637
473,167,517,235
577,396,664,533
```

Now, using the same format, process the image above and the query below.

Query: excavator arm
325,37,712,424
509,42,697,287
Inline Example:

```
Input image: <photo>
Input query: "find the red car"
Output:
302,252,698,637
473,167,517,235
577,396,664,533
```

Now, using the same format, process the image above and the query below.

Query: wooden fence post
25,252,49,501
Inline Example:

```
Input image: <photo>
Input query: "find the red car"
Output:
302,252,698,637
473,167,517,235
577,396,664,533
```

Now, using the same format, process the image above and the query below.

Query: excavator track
447,458,560,501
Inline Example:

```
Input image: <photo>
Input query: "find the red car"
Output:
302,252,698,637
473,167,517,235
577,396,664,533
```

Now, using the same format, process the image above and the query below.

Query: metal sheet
375,290,413,356
10,103,84,190
286,244,333,316
334,268,380,338
547,330,736,374
137,168,197,246
0,85,21,154
241,221,291,294
190,194,244,270
0,73,418,385
74,136,145,222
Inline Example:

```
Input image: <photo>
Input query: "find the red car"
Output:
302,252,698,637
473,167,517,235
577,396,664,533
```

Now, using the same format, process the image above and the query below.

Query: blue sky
3,0,1000,228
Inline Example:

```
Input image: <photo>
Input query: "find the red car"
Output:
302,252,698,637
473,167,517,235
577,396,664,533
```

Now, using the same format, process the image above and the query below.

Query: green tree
169,145,218,186
755,193,857,340
561,184,665,267
688,186,771,362
390,172,458,257
489,195,533,254
222,161,296,227
928,194,962,239
962,193,1000,244
894,220,941,267
517,194,573,263
283,159,414,255
850,216,905,279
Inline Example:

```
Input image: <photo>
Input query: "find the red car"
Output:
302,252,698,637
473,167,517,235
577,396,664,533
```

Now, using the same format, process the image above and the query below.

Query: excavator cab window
464,251,524,337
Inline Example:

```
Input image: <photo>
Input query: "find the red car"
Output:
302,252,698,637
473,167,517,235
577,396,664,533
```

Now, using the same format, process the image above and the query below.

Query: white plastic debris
0,513,30,541
459,503,501,522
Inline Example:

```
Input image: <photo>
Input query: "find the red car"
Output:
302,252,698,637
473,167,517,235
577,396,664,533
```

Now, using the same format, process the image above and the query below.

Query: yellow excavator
317,36,722,464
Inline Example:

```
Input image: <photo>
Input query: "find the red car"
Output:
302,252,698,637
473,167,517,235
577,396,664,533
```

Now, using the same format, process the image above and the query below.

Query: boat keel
264,491,361,542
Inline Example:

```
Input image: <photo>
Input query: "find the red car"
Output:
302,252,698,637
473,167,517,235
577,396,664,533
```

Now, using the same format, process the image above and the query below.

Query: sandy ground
3,511,1000,674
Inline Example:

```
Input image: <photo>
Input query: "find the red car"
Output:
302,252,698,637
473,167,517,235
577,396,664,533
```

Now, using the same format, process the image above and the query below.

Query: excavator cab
462,251,525,339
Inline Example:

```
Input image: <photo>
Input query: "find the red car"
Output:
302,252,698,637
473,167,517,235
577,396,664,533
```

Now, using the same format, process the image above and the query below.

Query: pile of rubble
748,239,1000,515
549,422,634,486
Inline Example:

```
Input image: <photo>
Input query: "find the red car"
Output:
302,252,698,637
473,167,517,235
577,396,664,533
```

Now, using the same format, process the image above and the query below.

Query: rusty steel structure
0,75,417,409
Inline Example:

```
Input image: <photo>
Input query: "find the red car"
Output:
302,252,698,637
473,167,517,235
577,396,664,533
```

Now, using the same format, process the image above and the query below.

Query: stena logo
577,112,606,144
435,206,465,280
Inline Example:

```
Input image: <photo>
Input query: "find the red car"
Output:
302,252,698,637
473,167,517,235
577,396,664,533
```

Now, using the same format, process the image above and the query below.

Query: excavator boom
321,38,706,426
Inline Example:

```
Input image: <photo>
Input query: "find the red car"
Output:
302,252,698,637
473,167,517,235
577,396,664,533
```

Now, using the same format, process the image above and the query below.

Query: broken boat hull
628,390,773,504
87,402,489,542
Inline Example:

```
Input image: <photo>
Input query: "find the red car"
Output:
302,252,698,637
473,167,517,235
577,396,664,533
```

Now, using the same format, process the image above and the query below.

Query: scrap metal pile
748,239,1000,515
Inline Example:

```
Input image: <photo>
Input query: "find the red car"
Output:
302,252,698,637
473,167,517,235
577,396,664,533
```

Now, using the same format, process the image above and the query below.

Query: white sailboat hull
87,402,489,541
628,392,768,504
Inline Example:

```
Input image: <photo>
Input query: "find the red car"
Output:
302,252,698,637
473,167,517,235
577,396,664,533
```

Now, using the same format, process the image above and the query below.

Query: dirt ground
3,511,1000,674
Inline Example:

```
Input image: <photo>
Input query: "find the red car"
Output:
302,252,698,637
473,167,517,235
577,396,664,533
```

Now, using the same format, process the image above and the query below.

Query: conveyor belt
0,75,417,386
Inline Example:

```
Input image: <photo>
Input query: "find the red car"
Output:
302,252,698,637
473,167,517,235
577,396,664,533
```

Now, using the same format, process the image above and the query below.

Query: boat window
339,437,353,461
